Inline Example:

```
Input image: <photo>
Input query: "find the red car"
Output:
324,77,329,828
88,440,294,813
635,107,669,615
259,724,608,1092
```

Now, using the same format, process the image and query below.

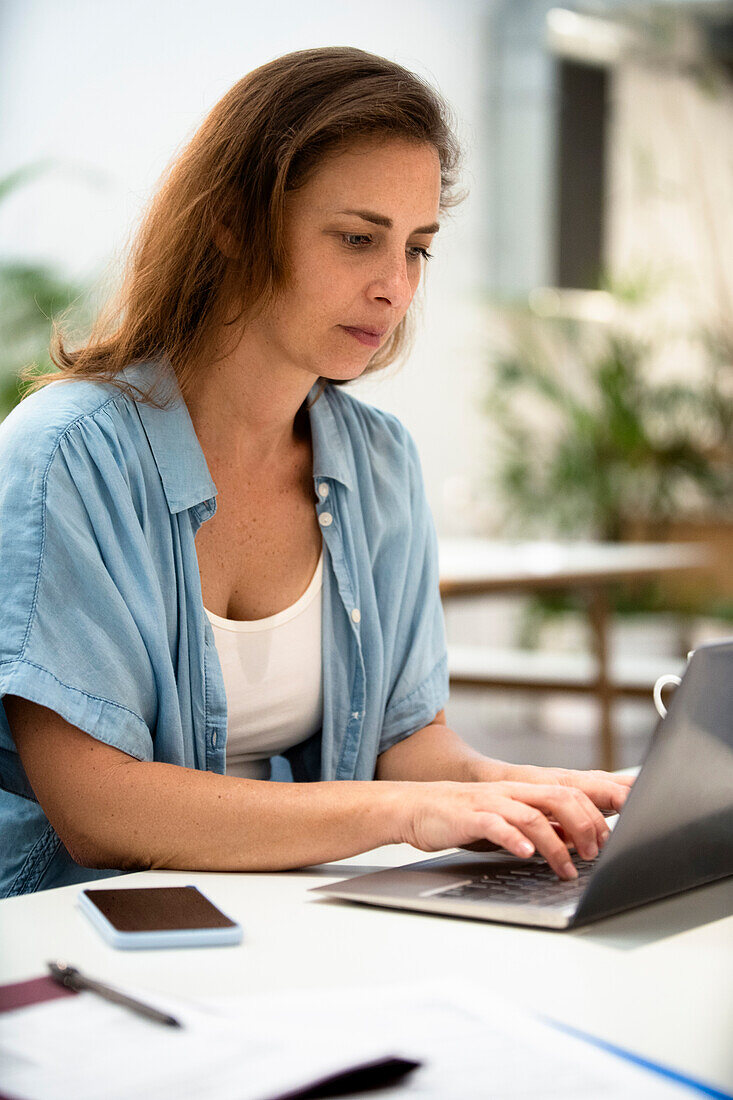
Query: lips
343,323,387,336
340,325,388,348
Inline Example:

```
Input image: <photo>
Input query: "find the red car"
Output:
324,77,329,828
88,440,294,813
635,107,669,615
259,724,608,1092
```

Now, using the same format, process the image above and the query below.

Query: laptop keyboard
439,855,597,908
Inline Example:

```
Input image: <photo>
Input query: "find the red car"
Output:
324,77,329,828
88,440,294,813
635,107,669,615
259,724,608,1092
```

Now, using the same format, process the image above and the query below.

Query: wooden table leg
586,586,615,771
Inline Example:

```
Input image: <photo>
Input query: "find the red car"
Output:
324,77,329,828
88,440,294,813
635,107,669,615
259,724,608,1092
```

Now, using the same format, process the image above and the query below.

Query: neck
184,339,318,474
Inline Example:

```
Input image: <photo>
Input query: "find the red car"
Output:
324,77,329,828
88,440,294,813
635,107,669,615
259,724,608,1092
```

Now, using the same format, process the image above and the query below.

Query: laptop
310,638,733,929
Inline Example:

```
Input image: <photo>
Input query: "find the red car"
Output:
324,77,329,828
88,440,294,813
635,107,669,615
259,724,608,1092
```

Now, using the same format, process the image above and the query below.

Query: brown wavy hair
21,46,463,411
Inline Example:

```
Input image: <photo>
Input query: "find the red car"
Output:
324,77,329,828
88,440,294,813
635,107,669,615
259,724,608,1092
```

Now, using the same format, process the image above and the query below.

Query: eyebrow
337,209,440,235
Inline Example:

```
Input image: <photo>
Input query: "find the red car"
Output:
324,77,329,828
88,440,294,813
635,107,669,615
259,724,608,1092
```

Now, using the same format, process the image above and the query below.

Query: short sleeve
378,427,449,755
0,409,157,762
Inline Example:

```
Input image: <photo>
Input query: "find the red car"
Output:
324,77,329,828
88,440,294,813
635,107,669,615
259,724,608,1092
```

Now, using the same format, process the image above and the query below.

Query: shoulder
0,383,134,578
0,378,125,476
0,366,167,497
0,376,164,553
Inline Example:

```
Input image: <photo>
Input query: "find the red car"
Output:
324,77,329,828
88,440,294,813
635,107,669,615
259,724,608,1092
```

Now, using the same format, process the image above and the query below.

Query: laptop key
438,856,597,905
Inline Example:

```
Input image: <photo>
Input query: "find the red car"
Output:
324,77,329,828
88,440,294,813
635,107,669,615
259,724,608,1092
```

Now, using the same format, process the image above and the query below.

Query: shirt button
318,482,329,498
212,731,218,748
351,608,361,623
318,512,333,527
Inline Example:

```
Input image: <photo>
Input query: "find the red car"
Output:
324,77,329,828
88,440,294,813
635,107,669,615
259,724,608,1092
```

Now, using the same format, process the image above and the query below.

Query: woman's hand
399,778,628,880
489,762,634,815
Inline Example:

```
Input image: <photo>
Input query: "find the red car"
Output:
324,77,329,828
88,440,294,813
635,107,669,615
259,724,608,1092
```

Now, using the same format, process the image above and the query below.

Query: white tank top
204,549,324,779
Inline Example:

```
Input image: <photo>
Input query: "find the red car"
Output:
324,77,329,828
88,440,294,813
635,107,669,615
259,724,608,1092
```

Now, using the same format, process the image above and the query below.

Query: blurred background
1,0,731,770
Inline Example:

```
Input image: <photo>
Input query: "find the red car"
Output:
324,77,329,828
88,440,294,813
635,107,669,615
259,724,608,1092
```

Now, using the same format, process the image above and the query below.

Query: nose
366,252,415,314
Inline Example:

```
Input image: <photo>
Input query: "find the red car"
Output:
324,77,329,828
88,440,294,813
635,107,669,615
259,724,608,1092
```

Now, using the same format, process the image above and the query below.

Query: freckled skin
256,137,442,384
193,138,442,622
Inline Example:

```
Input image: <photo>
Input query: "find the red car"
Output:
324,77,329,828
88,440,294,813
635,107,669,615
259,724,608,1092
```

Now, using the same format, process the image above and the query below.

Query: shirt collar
124,359,353,515
310,383,355,493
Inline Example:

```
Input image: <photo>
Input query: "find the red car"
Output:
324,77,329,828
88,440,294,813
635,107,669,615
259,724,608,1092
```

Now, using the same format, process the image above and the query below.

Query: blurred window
554,58,608,290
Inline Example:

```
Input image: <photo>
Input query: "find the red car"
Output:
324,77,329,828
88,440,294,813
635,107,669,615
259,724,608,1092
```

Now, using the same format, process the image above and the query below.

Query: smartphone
77,885,243,950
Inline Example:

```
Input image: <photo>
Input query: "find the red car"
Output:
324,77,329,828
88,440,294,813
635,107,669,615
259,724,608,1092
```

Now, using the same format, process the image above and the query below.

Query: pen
47,961,183,1028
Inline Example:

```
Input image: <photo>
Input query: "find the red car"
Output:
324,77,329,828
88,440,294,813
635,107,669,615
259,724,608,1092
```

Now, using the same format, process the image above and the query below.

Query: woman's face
255,137,442,383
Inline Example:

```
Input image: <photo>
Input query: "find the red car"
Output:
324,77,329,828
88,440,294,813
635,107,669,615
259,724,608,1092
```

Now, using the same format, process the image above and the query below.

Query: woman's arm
375,710,635,804
376,710,510,782
5,696,405,872
5,696,625,880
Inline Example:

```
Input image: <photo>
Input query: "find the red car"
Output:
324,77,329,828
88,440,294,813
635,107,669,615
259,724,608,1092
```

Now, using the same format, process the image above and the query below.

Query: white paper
196,980,696,1099
0,977,695,1100
0,988,398,1100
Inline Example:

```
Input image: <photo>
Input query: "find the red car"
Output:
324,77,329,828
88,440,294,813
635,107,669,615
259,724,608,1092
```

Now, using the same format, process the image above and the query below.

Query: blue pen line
540,1017,733,1100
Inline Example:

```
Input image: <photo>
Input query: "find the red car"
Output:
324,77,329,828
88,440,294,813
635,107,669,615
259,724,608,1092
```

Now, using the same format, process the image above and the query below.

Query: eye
341,233,373,249
340,234,433,262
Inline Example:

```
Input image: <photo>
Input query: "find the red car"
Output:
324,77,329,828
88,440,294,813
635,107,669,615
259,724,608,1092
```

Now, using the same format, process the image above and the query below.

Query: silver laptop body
310,638,733,929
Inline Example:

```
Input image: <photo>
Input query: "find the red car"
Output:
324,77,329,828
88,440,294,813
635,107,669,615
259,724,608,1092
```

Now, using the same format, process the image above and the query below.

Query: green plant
0,162,94,421
484,289,733,623
485,302,733,544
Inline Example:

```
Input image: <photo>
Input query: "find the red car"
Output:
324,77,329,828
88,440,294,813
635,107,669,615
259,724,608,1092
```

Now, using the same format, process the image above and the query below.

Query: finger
587,769,636,801
509,784,607,862
471,811,536,861
558,772,633,815
547,819,613,855
492,798,577,879
546,821,606,853
608,783,632,813
581,768,635,787
545,786,610,859
593,781,632,815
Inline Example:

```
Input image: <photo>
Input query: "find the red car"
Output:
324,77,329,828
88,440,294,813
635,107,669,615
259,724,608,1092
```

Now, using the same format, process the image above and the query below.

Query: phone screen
81,886,238,933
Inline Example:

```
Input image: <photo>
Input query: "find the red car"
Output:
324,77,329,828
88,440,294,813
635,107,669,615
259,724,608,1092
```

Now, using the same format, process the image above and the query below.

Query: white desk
2,846,732,1096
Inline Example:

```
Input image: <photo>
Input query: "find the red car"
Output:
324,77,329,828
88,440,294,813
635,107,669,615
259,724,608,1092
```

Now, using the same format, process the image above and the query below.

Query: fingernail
519,841,534,857
562,862,578,879
584,842,598,860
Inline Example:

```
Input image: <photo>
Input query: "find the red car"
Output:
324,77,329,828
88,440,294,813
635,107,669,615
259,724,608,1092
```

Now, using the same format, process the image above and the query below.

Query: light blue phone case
77,887,243,949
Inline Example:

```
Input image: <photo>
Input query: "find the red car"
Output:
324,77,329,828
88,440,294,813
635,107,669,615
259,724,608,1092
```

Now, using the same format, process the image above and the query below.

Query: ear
213,221,241,260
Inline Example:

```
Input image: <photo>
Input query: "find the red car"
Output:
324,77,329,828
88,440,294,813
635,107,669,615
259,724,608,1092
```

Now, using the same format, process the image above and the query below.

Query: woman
0,47,632,897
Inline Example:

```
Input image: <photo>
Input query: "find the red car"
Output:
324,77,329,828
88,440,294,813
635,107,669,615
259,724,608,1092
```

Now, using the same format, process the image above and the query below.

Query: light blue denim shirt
0,358,449,896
